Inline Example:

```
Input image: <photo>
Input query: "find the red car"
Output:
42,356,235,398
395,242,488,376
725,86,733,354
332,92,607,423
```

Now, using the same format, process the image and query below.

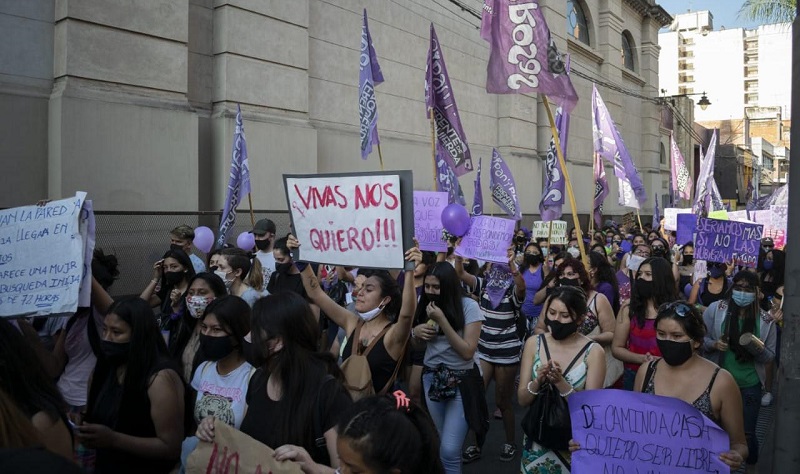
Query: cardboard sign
531,220,567,244
695,218,763,268
622,212,635,229
413,191,448,252
284,171,414,270
454,215,515,264
569,389,729,474
187,420,302,474
663,208,693,231
0,192,94,317
675,214,696,246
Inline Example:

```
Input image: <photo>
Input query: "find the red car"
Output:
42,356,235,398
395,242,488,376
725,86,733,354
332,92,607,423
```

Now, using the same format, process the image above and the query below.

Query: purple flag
480,0,578,113
489,149,521,220
591,84,647,209
693,130,718,214
436,146,466,206
670,133,692,200
217,105,251,248
359,9,384,160
425,24,473,176
539,84,570,221
652,193,661,230
472,157,483,216
593,152,609,227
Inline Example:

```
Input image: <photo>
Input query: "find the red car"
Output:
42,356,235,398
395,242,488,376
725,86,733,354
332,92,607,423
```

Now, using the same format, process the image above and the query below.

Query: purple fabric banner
591,85,647,209
695,217,763,268
593,152,609,227
676,213,696,246
569,389,730,474
359,9,384,160
480,0,578,113
217,105,251,248
413,191,448,252
472,157,484,216
425,24,472,176
670,132,692,200
694,130,717,214
436,146,466,206
454,215,515,265
652,193,661,230
538,64,570,221
489,149,521,220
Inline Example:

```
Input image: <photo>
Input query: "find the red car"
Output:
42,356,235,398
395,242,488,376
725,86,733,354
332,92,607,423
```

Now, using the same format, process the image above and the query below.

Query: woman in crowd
688,261,730,313
267,237,308,297
0,319,73,461
616,243,651,304
518,286,605,472
216,248,263,307
81,297,185,474
334,392,444,474
411,262,485,472
589,251,620,315
454,244,524,462
408,251,438,407
197,292,352,471
675,243,695,297
179,295,253,472
141,248,196,319
612,257,678,390
618,234,648,274
703,271,776,473
760,249,785,310
649,237,670,261
533,251,569,306
520,242,548,332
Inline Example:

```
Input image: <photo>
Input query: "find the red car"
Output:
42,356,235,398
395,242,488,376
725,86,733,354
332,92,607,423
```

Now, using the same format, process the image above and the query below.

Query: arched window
621,31,636,71
660,142,667,165
566,0,590,45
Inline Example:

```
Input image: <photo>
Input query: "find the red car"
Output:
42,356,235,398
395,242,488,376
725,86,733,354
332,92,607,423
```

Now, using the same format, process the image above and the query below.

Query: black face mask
545,319,578,340
559,277,580,287
682,255,694,265
516,236,527,244
170,244,184,253
656,338,694,366
524,254,542,266
634,279,654,300
425,293,441,305
275,262,293,274
163,270,185,286
101,340,130,365
254,239,270,251
200,334,235,361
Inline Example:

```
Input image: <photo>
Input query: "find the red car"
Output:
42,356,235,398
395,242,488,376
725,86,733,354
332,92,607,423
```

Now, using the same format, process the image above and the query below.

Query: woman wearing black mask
649,237,669,260
688,260,730,313
179,295,253,473
520,242,548,331
674,243,695,297
759,249,785,310
266,237,307,297
141,248,196,321
81,298,184,474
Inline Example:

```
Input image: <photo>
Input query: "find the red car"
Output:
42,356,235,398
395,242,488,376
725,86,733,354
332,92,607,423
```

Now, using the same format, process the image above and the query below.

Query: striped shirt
475,277,522,365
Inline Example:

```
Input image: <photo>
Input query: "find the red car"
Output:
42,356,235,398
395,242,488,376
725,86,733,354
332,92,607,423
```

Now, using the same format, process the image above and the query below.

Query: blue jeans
623,367,638,391
179,436,200,474
423,372,469,474
741,384,761,465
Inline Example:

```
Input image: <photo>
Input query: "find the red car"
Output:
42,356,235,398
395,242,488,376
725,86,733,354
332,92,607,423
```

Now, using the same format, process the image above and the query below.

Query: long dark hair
203,295,251,356
590,251,620,313
250,292,346,450
725,271,761,363
414,262,465,331
367,270,403,321
555,257,592,294
630,257,678,328
0,319,67,422
156,248,196,309
762,249,785,287
543,286,588,323
338,395,444,474
165,272,226,362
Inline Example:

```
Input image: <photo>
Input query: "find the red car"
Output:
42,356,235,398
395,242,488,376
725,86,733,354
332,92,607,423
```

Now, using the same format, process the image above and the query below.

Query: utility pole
771,5,800,472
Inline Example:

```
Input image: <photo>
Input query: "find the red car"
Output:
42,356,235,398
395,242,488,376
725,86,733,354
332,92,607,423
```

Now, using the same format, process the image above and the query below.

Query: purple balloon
236,231,255,251
193,226,215,253
441,204,471,237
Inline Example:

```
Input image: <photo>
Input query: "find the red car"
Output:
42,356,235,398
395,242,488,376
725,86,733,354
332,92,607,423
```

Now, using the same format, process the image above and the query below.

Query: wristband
526,381,538,396
560,387,575,397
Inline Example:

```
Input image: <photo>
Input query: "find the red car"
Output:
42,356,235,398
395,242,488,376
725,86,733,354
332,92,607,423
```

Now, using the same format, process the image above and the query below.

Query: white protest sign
531,220,567,244
663,208,693,231
0,192,92,317
284,171,414,269
78,200,96,307
455,215,516,264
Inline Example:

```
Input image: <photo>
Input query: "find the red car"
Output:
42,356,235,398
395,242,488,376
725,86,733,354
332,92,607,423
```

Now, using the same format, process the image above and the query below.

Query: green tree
738,0,797,24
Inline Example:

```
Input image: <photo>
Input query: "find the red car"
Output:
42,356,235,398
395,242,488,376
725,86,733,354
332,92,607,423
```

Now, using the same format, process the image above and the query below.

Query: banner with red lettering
283,171,414,269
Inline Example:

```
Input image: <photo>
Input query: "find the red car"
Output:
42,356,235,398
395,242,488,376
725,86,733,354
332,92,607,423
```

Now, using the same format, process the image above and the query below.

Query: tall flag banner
479,0,578,113
425,24,473,176
217,105,251,248
652,193,661,230
591,85,647,209
436,146,466,205
709,180,725,212
489,148,522,220
693,130,718,214
593,152,609,227
358,9,384,160
538,58,571,222
472,157,484,216
669,132,692,200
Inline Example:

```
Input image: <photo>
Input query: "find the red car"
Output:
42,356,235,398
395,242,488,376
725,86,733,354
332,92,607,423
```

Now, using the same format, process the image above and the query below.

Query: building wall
1,0,669,219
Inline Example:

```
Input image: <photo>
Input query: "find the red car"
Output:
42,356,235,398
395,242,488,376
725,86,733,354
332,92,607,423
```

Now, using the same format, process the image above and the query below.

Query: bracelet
560,387,575,398
526,381,538,396
151,278,160,284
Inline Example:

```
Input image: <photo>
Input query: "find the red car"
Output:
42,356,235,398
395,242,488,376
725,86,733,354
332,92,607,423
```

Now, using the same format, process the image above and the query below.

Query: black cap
250,218,276,236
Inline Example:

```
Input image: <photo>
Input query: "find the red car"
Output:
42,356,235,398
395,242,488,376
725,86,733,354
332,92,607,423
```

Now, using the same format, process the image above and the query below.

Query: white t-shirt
254,251,276,293
191,360,255,429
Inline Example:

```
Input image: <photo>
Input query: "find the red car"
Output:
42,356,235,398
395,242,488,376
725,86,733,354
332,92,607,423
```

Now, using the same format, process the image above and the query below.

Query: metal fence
94,211,290,297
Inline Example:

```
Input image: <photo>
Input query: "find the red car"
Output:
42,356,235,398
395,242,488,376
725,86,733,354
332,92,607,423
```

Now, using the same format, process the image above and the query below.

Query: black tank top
341,323,398,393
699,278,728,307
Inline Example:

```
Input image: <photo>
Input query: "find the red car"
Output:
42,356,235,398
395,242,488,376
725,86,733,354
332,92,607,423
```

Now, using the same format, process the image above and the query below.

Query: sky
658,0,762,30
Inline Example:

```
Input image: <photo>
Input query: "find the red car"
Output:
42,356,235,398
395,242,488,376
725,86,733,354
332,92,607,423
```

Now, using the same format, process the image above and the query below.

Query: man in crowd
251,218,277,292
170,225,206,273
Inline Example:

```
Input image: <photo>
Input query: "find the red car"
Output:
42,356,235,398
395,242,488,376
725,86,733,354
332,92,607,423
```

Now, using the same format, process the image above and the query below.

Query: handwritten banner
413,191,448,252
187,420,302,474
695,217,763,268
675,214,696,246
454,215,515,263
284,171,414,270
532,220,567,244
663,208,693,231
0,192,94,317
569,389,729,474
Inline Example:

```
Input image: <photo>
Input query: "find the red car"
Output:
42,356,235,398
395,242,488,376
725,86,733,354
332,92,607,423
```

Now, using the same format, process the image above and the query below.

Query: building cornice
623,0,673,27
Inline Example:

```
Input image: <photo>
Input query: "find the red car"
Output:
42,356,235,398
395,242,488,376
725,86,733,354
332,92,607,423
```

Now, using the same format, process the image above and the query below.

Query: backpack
340,320,405,401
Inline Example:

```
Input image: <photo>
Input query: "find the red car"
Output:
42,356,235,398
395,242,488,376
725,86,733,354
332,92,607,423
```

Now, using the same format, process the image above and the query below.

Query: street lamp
660,89,712,110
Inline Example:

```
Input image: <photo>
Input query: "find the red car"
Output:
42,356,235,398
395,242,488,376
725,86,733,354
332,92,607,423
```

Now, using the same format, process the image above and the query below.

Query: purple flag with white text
480,0,578,112
436,146,466,206
472,157,483,216
591,85,647,209
489,148,521,221
217,105,251,248
426,24,473,176
593,152,609,228
359,9,384,160
694,130,718,214
670,132,692,200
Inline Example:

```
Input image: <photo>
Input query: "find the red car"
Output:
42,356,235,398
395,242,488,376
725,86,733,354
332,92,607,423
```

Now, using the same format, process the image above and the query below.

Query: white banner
531,220,567,244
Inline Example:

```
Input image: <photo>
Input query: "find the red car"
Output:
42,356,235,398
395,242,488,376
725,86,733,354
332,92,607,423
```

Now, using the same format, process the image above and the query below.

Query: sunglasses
657,301,694,318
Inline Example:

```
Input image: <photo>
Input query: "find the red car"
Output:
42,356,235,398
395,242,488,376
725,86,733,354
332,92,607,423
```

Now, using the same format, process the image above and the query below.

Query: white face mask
628,255,646,273
357,300,387,322
214,270,234,290
186,296,212,319
567,247,581,259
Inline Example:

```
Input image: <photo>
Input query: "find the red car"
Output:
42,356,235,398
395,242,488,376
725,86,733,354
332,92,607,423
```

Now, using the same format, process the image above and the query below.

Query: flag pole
589,152,596,237
542,96,589,268
247,193,256,227
376,143,385,171
636,210,644,230
547,221,553,247
429,109,437,191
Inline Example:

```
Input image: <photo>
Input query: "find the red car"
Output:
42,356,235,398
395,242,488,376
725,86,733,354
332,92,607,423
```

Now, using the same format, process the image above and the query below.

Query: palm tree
738,0,797,24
